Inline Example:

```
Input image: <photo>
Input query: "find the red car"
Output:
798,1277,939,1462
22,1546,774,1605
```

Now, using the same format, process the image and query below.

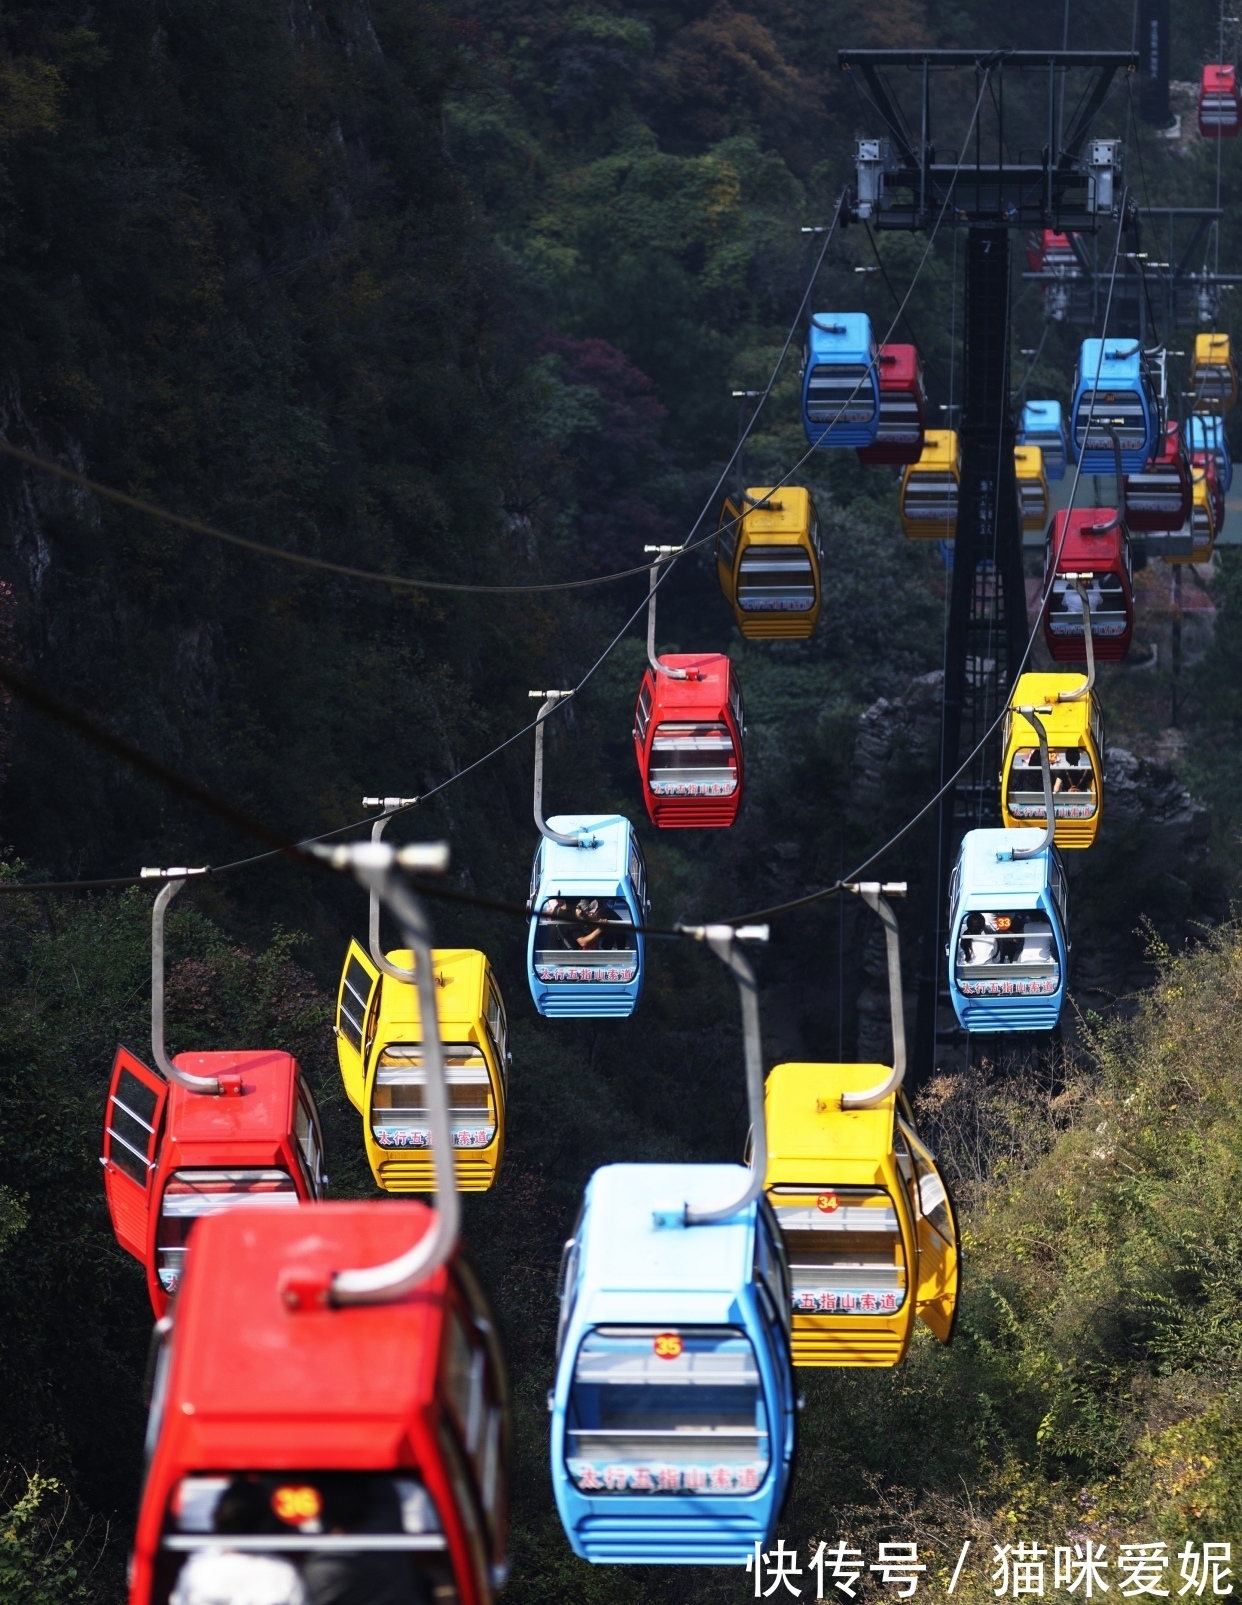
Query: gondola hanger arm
643,548,691,681
528,690,584,848
1055,575,1096,699
142,869,235,1096
665,924,769,1228
364,801,420,983
283,841,458,1309
999,707,1057,860
840,884,907,1110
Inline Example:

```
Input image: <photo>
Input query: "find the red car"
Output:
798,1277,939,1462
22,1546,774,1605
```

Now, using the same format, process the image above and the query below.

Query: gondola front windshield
159,1470,445,1605
649,723,738,797
955,910,1060,996
534,899,637,984
564,1327,769,1497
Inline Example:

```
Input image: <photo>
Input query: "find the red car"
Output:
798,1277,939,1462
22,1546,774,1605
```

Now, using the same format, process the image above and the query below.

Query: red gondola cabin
1199,64,1241,136
1026,229,1082,276
1042,509,1134,663
101,1047,326,1319
633,653,744,828
856,343,926,466
1124,421,1192,533
131,1201,509,1605
1193,449,1226,538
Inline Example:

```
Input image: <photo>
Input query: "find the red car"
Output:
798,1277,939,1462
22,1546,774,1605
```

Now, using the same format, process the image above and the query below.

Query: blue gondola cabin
947,829,1069,1034
527,818,648,1019
1017,400,1067,481
550,1163,796,1564
1188,413,1233,494
1071,340,1158,474
801,313,879,449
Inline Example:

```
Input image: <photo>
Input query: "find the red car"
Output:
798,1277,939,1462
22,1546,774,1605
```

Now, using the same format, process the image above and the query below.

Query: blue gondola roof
539,816,634,891
1076,337,1142,384
807,311,874,358
1020,399,1064,431
576,1163,754,1324
1188,414,1227,453
956,828,1053,907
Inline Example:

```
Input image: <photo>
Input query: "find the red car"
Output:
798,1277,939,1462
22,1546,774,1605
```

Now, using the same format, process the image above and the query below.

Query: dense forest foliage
1,0,1242,1598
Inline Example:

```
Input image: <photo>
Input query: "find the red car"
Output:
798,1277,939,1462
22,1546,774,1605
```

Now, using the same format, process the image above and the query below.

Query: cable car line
0,90,1024,932
725,194,1133,927
0,439,701,598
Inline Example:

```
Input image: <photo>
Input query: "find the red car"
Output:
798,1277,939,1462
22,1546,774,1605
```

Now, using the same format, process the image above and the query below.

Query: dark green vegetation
0,0,1241,1598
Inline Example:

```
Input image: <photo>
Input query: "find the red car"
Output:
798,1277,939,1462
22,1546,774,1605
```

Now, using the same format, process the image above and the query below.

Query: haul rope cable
725,186,1134,926
0,79,999,906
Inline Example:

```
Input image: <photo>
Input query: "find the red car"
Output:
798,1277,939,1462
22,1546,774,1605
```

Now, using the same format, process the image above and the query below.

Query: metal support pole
913,226,1026,1083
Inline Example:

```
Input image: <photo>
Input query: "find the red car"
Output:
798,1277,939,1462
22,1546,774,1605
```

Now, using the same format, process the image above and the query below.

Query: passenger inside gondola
163,1472,439,1605
956,911,1059,994
535,899,637,979
1045,570,1128,639
1007,746,1097,816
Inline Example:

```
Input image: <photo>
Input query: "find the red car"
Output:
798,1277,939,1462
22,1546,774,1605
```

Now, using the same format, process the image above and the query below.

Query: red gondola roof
1048,508,1126,568
647,653,734,715
166,1051,301,1149
878,343,921,386
161,1202,444,1467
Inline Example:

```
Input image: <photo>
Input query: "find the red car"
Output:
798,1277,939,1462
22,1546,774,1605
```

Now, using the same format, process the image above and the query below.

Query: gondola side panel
335,939,380,1112
101,1046,168,1263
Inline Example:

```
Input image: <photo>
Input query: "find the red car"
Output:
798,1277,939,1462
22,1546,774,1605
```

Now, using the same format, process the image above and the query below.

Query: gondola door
101,1047,167,1263
899,1119,959,1343
335,938,380,1111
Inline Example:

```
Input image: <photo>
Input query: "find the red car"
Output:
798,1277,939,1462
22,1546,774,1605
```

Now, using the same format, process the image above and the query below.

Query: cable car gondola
550,929,797,1563
1001,672,1104,850
1071,339,1159,473
131,850,511,1605
1199,64,1241,137
856,343,926,466
1191,332,1238,412
763,885,958,1368
527,696,648,1018
1043,509,1133,662
333,804,510,1193
1032,230,1082,277
801,313,879,449
1188,413,1233,493
947,829,1070,1033
101,876,326,1319
1017,400,1067,481
1169,467,1218,564
1124,420,1192,533
1014,446,1049,532
715,486,822,639
899,430,959,539
633,653,744,830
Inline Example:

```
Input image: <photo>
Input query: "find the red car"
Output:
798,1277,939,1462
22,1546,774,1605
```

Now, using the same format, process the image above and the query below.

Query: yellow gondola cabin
1001,671,1104,850
335,942,510,1192
1166,468,1218,564
1190,331,1238,413
764,1063,958,1367
1014,445,1049,532
715,485,822,639
899,430,960,539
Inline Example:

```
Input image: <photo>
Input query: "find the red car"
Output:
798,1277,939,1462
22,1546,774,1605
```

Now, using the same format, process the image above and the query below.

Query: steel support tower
836,48,1137,1080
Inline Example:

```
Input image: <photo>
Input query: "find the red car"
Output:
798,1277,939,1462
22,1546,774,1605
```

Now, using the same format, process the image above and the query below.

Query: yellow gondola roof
1007,671,1094,745
766,1062,896,1164
738,485,815,537
374,948,489,1035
